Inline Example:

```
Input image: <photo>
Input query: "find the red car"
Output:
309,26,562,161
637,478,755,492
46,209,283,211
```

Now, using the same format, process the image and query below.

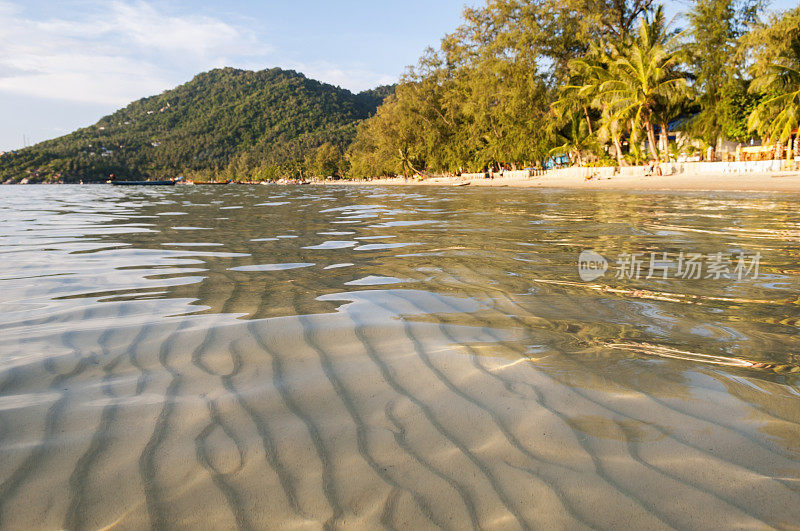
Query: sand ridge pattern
0,185,799,529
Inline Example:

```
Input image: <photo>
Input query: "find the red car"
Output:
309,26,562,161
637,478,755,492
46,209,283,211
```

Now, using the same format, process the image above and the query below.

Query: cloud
289,61,397,92
0,0,396,110
0,0,266,105
107,1,256,57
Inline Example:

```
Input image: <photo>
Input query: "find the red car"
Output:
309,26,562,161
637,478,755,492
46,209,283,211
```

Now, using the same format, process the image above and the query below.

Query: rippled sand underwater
1,185,799,529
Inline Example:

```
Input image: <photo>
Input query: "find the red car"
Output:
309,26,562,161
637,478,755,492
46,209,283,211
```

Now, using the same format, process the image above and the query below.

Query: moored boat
108,180,176,186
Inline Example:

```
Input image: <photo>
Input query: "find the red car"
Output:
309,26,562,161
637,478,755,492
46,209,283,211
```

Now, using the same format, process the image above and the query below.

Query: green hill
0,68,393,183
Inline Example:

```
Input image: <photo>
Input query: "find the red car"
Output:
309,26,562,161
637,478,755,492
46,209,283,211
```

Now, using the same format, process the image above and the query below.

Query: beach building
644,117,798,166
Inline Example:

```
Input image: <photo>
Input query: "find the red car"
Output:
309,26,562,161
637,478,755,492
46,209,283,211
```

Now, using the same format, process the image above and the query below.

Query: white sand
329,170,800,193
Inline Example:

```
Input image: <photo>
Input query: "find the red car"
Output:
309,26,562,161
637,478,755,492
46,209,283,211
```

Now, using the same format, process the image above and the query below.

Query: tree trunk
613,137,625,167
583,105,593,136
660,123,669,162
645,121,659,160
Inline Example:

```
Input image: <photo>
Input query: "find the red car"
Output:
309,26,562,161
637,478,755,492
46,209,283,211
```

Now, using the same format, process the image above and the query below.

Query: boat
194,180,233,186
109,180,176,186
107,176,182,186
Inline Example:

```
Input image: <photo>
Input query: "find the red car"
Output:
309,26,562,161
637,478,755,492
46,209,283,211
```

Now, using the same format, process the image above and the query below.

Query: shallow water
1,184,799,529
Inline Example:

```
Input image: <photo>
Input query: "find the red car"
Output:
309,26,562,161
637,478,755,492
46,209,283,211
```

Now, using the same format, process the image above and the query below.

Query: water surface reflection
0,184,798,528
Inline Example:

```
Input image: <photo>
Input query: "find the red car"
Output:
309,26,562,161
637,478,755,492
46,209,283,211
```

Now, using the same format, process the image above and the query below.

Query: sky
0,0,796,151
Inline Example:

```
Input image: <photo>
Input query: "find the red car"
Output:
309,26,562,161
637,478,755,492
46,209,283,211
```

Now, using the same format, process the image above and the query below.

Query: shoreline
327,170,800,193
7,170,800,193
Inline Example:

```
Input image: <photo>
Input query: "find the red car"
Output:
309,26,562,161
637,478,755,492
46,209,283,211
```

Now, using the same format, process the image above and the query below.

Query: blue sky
0,0,796,150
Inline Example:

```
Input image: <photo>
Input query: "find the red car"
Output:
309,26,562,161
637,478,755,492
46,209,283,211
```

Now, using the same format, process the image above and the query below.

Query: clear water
1,184,799,528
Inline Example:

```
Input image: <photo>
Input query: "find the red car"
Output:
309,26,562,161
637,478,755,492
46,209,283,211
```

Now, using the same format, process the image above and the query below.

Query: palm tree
553,54,604,136
599,7,689,161
652,95,688,161
597,105,628,166
397,144,417,178
748,38,800,143
549,112,597,166
555,44,629,165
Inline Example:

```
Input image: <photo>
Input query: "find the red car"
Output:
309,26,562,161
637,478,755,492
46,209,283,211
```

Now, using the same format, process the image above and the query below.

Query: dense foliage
0,68,392,183
745,8,800,142
347,1,800,177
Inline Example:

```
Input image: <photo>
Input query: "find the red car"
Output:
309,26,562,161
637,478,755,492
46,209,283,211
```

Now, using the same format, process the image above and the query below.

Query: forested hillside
0,68,392,183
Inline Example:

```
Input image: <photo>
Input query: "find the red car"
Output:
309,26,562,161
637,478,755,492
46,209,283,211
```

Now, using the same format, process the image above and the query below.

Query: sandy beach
331,170,800,193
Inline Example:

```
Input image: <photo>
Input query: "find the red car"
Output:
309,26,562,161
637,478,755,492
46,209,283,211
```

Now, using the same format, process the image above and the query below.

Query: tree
553,48,608,137
549,112,597,165
347,76,450,178
568,0,658,40
598,105,628,166
739,5,800,77
717,80,760,142
310,143,343,178
599,7,689,160
748,36,800,142
687,0,765,145
555,45,629,164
